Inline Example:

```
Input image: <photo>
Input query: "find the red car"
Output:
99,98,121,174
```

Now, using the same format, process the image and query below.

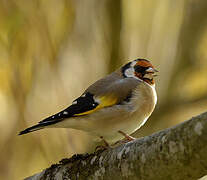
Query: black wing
39,92,98,123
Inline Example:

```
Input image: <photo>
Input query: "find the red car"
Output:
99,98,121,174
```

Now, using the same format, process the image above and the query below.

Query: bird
19,58,158,145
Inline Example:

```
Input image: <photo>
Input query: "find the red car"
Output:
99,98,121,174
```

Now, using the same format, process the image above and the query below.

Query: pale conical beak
146,67,159,73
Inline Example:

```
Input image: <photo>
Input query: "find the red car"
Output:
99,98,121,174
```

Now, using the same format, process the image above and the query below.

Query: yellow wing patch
74,95,118,116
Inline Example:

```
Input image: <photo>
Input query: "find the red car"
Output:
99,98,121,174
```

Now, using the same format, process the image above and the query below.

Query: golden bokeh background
1,0,207,179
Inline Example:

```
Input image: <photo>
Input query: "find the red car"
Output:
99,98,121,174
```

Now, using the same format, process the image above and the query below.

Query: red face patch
136,60,153,68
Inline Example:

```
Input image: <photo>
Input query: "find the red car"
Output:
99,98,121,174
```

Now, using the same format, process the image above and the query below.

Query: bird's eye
134,65,148,73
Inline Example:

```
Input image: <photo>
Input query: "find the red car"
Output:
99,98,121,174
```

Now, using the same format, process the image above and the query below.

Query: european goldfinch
19,59,158,144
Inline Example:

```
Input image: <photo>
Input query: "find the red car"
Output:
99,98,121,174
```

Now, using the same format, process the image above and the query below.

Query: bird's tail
18,118,61,135
19,109,68,135
18,123,45,135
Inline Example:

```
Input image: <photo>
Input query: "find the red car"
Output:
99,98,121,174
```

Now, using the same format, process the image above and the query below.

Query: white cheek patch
124,67,141,80
124,60,140,80
124,67,135,78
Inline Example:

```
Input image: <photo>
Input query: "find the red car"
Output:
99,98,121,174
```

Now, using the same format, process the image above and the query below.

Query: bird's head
121,59,158,85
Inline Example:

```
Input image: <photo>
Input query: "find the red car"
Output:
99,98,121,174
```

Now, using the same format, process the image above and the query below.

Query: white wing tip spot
72,101,77,105
63,111,68,115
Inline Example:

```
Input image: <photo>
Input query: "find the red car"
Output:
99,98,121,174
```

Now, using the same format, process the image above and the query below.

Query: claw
95,145,108,152
95,136,110,151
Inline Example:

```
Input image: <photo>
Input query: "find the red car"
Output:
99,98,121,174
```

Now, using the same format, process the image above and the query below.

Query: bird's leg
118,130,135,142
100,136,110,147
112,131,136,146
95,136,110,151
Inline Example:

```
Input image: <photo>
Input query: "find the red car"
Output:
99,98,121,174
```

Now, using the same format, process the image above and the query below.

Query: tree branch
25,112,207,180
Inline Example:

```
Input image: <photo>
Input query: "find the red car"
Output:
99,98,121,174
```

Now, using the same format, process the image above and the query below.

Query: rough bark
25,112,207,180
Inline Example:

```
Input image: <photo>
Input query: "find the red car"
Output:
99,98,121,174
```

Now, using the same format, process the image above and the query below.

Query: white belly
91,83,157,142
88,106,153,143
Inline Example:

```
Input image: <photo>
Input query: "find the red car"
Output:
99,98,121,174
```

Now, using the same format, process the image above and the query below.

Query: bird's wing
42,92,117,121
39,73,140,123
19,73,140,135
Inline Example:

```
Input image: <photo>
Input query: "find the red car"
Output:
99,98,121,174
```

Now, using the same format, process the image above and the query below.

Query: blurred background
1,0,207,179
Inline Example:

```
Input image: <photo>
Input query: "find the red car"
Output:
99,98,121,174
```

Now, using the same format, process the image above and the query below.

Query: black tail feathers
18,118,61,135
18,124,44,135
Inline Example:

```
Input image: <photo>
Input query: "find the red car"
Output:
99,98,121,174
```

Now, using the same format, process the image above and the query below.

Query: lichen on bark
26,112,207,180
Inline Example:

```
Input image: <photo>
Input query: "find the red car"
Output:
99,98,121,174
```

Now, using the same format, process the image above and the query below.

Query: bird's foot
112,131,136,146
118,130,136,142
95,136,110,152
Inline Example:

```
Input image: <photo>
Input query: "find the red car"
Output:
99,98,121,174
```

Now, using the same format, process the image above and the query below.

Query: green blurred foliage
0,0,207,179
